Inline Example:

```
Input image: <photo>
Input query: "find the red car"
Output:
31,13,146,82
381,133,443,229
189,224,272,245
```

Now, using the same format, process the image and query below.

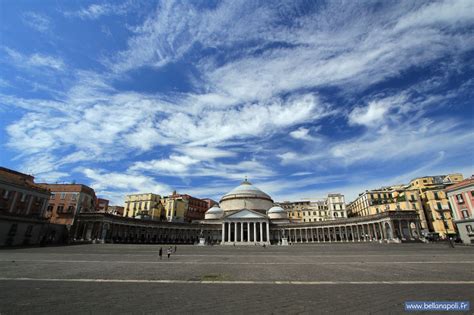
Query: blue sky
1,0,473,205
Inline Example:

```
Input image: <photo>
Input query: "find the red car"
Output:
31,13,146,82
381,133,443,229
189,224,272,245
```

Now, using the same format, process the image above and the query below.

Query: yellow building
124,193,164,220
348,187,427,230
161,196,188,222
280,196,344,223
409,174,463,238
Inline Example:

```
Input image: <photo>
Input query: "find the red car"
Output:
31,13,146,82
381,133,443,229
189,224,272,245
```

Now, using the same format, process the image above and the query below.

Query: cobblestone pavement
0,243,473,314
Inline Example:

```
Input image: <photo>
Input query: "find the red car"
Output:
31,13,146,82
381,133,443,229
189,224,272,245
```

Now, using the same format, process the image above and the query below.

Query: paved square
0,243,473,314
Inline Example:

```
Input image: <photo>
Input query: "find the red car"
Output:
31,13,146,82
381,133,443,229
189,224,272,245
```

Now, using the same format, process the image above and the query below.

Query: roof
445,177,474,192
0,167,49,194
220,179,272,202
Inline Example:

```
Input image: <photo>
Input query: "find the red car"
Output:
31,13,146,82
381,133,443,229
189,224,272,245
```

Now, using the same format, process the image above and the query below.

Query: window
433,192,439,200
71,193,77,201
47,205,53,211
60,193,66,200
471,191,474,197
467,225,473,233
20,193,27,202
50,193,55,199
437,202,443,210
462,210,469,219
57,204,65,213
456,194,464,203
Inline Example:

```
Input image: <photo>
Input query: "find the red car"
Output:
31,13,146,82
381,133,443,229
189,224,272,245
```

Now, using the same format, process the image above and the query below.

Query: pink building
446,177,474,244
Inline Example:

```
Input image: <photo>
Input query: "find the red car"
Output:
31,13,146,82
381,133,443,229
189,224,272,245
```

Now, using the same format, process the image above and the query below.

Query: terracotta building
38,183,97,227
0,167,65,246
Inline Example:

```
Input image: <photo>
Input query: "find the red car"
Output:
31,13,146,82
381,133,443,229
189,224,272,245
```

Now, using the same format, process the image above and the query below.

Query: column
407,221,414,239
247,222,250,243
328,227,332,242
221,223,225,243
253,222,257,242
350,225,354,242
415,221,421,239
241,221,244,243
345,226,349,242
227,222,231,243
373,224,378,241
234,222,238,243
8,192,18,212
25,195,34,215
357,225,361,241
316,228,320,242
266,222,270,243
379,222,385,240
311,228,314,242
259,222,263,243
398,220,403,240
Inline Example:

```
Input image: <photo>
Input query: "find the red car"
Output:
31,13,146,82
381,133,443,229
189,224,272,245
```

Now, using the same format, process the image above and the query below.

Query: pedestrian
159,247,163,260
174,245,177,253
167,247,171,259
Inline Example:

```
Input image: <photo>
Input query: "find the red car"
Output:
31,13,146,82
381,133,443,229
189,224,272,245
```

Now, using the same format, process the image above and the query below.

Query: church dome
204,205,224,219
219,179,274,213
267,206,288,220
268,206,285,213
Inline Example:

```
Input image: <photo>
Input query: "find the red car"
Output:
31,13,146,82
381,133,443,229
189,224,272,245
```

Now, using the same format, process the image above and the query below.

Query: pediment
225,209,268,220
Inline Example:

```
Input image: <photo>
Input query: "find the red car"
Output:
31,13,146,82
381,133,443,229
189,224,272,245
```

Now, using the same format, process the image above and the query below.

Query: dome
219,179,274,213
205,205,224,219
221,179,272,200
267,205,288,220
268,206,285,213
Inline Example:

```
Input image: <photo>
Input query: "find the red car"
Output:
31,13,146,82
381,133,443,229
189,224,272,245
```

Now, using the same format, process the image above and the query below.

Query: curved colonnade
73,211,421,245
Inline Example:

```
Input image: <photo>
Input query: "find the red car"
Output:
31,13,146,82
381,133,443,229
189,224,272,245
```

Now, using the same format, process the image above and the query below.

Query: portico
221,209,270,244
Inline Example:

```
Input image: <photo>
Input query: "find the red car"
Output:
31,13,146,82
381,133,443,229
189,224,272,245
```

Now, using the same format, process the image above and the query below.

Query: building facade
446,177,474,244
96,198,109,213
39,183,97,226
0,167,66,246
348,187,427,232
281,194,346,223
107,205,124,216
73,179,421,245
409,174,464,238
124,193,164,220
163,192,208,222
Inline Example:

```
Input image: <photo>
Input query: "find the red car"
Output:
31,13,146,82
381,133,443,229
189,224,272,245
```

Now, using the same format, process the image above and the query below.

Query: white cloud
81,168,171,196
66,3,129,19
289,127,309,139
3,48,65,71
22,12,51,33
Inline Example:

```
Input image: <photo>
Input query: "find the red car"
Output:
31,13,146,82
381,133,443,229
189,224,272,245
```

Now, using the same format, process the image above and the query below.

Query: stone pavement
0,243,473,314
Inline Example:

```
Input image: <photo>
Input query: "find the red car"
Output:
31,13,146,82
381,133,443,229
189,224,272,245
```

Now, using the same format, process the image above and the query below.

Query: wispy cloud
3,48,65,71
22,12,51,33
65,3,129,19
2,0,473,204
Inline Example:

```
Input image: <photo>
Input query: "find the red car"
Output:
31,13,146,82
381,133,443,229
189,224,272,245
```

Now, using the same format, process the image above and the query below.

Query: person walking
167,247,172,259
159,247,163,260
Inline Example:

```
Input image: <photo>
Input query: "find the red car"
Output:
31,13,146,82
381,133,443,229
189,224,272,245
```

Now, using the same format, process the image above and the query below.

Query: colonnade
72,215,220,244
221,221,270,244
279,219,421,243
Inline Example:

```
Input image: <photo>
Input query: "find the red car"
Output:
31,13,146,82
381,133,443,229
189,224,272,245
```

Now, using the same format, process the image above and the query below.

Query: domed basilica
203,178,288,245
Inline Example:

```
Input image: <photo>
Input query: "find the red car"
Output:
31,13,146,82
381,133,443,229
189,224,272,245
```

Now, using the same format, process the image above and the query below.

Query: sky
0,0,473,205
